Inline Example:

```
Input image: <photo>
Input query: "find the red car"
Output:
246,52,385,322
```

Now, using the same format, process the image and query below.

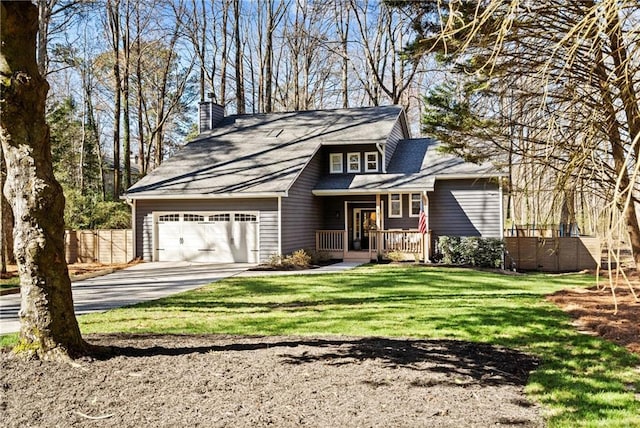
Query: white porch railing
374,230,423,254
316,230,428,260
316,230,345,252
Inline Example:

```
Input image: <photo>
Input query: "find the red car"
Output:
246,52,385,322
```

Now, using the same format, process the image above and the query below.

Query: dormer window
330,153,343,174
347,153,361,173
365,152,379,172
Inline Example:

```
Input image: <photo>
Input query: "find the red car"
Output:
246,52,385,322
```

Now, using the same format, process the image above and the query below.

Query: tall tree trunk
264,0,274,113
122,0,131,188
595,45,640,268
135,3,145,175
233,0,245,114
220,0,229,110
0,1,85,359
108,0,122,200
37,0,53,76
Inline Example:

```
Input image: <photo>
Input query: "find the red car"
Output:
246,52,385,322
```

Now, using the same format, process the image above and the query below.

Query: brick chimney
198,100,224,133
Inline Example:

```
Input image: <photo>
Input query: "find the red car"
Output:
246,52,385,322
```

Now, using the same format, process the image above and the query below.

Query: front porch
315,229,430,262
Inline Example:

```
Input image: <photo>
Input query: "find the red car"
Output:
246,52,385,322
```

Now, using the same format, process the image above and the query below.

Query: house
124,103,505,263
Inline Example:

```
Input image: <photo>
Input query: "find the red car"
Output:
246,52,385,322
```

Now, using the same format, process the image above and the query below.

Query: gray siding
135,198,278,262
384,118,408,170
428,179,502,238
281,151,323,254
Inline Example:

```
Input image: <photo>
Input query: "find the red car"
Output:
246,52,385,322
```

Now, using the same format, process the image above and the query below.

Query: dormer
322,105,410,175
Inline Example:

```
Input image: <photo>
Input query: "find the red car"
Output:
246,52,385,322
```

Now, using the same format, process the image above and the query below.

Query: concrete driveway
0,262,253,335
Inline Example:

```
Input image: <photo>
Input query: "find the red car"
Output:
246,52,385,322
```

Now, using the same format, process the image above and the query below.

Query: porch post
423,192,430,263
376,194,382,259
343,200,348,259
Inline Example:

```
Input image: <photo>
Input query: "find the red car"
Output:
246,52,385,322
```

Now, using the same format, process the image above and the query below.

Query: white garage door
156,212,259,263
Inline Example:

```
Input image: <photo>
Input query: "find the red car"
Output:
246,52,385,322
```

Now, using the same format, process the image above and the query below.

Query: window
409,193,421,217
235,213,257,222
347,152,361,173
158,214,179,222
184,214,205,222
365,152,379,172
330,153,343,174
210,213,230,222
389,194,402,218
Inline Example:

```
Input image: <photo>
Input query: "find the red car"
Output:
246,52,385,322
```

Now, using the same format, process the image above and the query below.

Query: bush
386,249,405,263
436,236,504,268
267,249,312,269
285,249,311,268
307,250,332,265
90,201,131,229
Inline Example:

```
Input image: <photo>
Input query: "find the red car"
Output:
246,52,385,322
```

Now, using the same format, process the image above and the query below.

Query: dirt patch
1,262,138,281
0,334,543,427
547,280,640,355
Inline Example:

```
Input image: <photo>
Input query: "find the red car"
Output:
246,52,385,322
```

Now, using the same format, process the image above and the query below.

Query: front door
353,208,377,250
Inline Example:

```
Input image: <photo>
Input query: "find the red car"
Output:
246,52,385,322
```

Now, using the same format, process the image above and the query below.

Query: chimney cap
207,92,214,100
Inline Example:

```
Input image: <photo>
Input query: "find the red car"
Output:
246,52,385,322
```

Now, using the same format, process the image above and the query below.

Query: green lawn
3,265,639,426
0,277,19,289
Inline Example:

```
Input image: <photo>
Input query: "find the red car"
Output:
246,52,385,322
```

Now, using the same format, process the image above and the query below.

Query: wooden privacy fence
504,237,600,272
65,229,133,264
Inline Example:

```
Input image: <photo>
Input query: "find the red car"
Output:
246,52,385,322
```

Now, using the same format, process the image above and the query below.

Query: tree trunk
233,0,245,114
220,0,229,110
0,1,85,359
108,0,122,200
264,0,274,113
122,0,131,189
0,145,7,274
135,4,145,175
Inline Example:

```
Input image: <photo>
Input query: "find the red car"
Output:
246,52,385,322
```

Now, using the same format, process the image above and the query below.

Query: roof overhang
122,191,288,201
312,188,429,196
434,173,508,180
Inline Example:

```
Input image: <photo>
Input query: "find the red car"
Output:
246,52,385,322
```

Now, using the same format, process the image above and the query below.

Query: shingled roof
125,105,403,199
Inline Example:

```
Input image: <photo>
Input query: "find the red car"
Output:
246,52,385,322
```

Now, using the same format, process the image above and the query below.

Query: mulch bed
0,335,543,427
547,279,640,355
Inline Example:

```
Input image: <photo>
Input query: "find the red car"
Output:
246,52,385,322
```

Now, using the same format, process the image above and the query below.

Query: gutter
121,191,288,200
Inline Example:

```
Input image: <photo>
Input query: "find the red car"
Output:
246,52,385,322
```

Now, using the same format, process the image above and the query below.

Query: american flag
418,199,427,235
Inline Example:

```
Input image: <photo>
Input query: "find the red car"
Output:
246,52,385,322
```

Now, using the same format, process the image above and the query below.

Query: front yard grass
3,265,639,426
0,277,19,289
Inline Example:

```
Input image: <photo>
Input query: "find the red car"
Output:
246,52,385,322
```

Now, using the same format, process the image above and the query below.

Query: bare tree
350,0,420,107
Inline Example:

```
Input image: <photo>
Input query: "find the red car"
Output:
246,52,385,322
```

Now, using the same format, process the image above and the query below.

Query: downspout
499,179,505,270
423,190,430,262
499,179,504,239
277,196,282,256
124,197,136,261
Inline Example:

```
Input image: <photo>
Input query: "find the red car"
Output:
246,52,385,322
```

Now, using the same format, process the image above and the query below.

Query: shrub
285,249,311,268
386,249,405,263
268,250,312,269
307,250,332,265
436,236,504,268
267,253,283,267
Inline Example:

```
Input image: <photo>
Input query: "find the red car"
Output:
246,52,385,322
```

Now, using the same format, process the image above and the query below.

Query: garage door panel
204,222,234,263
157,215,182,261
